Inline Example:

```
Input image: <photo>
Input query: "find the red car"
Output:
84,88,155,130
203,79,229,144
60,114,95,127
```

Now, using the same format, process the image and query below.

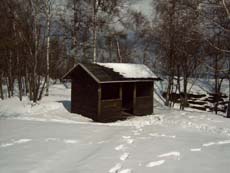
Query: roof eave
62,64,78,79
62,63,101,83
100,79,157,84
78,63,101,83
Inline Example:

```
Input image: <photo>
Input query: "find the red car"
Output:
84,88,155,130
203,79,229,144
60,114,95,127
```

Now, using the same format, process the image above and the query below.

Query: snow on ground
1,118,230,173
1,83,230,173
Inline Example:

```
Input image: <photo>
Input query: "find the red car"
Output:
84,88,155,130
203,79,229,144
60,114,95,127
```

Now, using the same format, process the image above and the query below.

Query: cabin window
136,82,152,97
101,84,120,100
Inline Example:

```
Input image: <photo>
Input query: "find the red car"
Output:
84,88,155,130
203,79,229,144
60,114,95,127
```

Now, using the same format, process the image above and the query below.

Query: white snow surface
1,83,230,173
97,63,158,79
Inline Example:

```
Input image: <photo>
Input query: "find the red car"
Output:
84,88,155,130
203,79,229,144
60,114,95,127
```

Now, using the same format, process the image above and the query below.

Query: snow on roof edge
97,63,158,79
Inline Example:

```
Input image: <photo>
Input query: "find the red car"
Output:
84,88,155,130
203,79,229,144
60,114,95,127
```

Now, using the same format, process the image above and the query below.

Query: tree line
0,0,229,116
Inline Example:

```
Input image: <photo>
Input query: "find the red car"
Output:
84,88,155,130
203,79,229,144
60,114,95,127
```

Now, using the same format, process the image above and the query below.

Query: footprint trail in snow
118,168,132,173
146,160,165,168
109,163,122,173
120,153,129,161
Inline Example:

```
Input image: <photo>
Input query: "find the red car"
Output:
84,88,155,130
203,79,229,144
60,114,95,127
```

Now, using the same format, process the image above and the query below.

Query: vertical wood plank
71,80,74,113
133,82,136,114
119,83,122,99
97,84,102,121
152,81,154,115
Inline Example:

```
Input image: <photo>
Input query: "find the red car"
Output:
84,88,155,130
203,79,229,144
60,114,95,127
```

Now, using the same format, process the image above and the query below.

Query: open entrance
122,83,134,114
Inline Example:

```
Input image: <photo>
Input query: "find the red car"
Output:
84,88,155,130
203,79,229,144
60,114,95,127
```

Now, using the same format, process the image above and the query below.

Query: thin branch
222,0,230,19
206,39,230,53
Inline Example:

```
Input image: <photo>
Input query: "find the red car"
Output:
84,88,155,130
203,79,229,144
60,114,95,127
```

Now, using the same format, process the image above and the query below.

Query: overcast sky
56,0,153,18
130,0,153,17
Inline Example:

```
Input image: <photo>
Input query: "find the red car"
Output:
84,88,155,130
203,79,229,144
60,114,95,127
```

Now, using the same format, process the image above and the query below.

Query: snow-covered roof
63,63,160,82
97,63,157,79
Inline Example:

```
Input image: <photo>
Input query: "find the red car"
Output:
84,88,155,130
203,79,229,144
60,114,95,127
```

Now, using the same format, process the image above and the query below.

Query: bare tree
153,0,203,108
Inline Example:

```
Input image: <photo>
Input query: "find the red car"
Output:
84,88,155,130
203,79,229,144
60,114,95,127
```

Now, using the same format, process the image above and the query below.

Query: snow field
1,83,230,172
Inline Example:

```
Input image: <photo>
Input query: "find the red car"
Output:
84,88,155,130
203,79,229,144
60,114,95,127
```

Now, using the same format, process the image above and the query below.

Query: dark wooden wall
71,66,99,121
100,99,122,122
99,83,123,122
133,81,153,115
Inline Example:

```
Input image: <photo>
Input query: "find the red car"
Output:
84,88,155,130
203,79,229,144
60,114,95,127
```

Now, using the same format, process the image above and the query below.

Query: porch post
152,81,154,115
133,82,137,114
97,84,102,121
119,83,122,99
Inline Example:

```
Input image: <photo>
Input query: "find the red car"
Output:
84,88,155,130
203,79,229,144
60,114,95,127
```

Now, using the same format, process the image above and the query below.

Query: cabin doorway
122,83,134,114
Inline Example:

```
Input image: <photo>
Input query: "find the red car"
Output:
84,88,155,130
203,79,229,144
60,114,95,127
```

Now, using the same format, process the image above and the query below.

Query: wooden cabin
63,63,160,122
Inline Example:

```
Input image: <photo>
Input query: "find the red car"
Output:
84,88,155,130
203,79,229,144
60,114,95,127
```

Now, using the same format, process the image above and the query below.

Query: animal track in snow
149,133,176,139
45,138,58,142
134,132,140,136
158,151,181,160
97,141,106,144
0,139,32,148
146,160,165,168
133,130,141,136
109,163,122,173
202,142,216,147
217,140,230,145
118,168,132,173
190,148,201,152
63,139,78,144
126,139,134,144
202,140,230,147
120,153,129,161
115,144,125,151
0,143,14,148
15,139,32,144
45,138,78,144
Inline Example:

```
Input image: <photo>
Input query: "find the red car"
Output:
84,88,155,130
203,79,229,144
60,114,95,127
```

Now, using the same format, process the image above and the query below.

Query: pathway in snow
109,132,137,173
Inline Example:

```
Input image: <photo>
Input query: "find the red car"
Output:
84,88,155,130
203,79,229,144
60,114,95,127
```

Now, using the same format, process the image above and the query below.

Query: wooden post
71,80,74,113
119,83,122,99
133,83,136,114
97,84,102,121
152,81,154,115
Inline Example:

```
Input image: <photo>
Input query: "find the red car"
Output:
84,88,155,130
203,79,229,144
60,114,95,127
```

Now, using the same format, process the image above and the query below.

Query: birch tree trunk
227,63,230,118
92,0,97,63
72,0,78,63
8,51,13,98
0,71,3,100
32,1,39,103
116,38,122,63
